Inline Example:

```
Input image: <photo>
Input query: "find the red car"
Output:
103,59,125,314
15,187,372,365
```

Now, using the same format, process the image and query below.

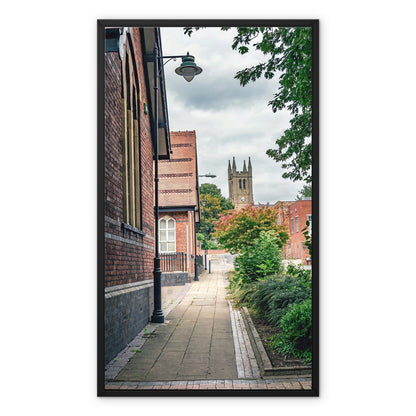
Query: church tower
228,157,254,209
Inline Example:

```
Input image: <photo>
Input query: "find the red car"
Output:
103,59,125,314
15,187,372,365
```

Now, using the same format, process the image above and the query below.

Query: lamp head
175,53,202,82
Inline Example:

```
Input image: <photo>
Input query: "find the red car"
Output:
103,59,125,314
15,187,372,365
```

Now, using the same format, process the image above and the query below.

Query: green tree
184,26,313,183
295,184,312,200
214,204,289,254
235,230,284,283
198,183,234,248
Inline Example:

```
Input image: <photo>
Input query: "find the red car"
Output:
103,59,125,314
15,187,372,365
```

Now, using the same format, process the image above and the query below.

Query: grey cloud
161,27,307,205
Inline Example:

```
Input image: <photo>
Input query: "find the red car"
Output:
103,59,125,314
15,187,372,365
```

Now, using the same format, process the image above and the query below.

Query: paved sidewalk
114,266,238,382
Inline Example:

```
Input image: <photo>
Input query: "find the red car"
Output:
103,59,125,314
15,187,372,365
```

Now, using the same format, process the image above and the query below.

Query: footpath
104,256,311,392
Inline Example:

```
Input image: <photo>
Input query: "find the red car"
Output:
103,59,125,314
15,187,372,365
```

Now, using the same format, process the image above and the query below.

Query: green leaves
272,297,312,363
235,230,283,283
301,221,312,258
214,204,289,254
198,183,234,248
183,25,313,184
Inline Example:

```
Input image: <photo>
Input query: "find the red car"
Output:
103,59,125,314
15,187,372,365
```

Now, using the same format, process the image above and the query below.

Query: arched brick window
121,36,141,228
159,216,176,253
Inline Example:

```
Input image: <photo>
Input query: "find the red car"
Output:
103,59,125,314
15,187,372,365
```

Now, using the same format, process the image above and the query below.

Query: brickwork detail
287,199,312,264
104,28,155,289
104,27,158,363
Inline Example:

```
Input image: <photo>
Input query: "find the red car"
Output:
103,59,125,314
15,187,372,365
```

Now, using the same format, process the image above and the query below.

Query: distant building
228,157,254,209
274,201,293,259
158,131,201,282
287,198,312,264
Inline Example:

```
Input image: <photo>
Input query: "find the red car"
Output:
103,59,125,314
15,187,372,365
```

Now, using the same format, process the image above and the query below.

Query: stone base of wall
161,272,189,286
105,280,154,364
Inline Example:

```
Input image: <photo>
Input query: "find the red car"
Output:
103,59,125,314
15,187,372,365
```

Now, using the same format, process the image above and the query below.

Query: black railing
160,252,188,272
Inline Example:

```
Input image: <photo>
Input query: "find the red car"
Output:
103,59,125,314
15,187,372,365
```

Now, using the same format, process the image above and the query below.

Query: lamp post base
151,311,164,323
151,257,164,323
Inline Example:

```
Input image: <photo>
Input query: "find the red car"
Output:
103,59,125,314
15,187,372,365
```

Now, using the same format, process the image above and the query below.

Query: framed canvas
97,19,319,396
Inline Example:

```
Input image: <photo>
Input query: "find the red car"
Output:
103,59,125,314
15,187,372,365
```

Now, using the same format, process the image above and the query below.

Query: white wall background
1,1,415,414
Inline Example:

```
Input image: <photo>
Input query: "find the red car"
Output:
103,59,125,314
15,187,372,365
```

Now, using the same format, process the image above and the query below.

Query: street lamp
194,174,215,282
198,174,216,272
198,174,216,178
202,197,208,270
151,44,203,324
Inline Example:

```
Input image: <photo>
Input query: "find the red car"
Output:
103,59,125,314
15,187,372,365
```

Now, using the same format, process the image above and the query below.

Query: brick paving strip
228,299,260,379
105,378,312,391
104,257,312,391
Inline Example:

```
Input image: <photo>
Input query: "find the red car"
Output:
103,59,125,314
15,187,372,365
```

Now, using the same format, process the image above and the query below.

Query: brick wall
104,28,155,288
274,201,293,259
287,199,312,264
103,28,156,364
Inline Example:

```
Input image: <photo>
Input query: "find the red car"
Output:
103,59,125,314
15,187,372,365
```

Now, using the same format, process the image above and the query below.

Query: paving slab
115,269,238,382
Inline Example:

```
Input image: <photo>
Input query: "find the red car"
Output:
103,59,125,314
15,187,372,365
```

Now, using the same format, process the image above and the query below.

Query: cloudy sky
161,27,308,203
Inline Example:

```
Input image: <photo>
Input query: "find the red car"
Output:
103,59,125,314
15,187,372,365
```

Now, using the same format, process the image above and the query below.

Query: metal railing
160,252,188,272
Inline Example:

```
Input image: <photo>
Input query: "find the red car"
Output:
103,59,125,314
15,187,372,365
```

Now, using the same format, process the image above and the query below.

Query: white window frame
307,214,312,236
295,216,299,232
159,216,176,253
291,218,294,234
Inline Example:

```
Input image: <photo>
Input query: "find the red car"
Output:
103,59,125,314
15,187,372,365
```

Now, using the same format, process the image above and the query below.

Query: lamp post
198,174,216,272
151,43,202,324
202,197,208,270
194,175,215,281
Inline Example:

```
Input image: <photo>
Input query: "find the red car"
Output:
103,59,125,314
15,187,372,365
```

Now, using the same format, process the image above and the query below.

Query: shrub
251,275,311,327
234,230,283,283
286,264,311,290
270,297,312,363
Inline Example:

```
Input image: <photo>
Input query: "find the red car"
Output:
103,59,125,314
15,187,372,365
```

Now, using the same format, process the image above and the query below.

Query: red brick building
273,201,293,259
158,131,201,281
103,27,171,364
287,198,312,264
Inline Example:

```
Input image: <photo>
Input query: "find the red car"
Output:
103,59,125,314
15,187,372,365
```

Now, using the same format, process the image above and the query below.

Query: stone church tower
228,157,254,209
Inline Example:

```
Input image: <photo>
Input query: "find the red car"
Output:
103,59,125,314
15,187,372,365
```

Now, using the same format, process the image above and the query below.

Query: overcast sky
161,27,308,203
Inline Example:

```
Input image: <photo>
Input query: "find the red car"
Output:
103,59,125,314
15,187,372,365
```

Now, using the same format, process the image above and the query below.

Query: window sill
122,222,145,237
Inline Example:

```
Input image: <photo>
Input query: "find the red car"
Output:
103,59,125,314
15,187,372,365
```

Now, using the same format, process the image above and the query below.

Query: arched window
159,216,176,253
121,36,141,229
243,179,246,189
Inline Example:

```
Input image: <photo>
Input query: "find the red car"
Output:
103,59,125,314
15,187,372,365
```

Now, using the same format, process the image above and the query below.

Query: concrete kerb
240,307,312,378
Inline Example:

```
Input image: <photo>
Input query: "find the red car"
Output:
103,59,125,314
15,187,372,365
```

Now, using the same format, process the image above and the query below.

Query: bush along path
227,230,313,366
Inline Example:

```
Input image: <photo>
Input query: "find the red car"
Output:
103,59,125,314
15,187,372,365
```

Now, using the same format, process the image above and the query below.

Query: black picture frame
98,19,319,397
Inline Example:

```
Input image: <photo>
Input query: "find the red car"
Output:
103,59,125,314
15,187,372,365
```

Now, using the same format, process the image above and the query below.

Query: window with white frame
291,218,294,234
295,216,299,232
307,214,312,235
159,217,176,253
277,214,281,226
